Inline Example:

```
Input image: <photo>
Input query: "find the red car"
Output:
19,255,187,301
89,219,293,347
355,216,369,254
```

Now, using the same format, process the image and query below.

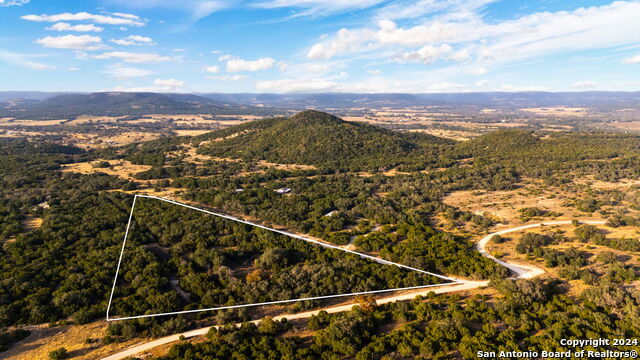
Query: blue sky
0,0,639,93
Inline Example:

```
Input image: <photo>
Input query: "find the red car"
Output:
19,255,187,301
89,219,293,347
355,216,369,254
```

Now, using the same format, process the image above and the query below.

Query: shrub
48,347,68,360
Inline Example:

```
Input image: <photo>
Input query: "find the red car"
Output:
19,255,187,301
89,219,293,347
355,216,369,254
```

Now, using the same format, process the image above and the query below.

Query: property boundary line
106,194,462,321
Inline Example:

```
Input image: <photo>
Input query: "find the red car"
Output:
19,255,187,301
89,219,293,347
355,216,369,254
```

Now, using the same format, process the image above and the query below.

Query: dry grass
483,223,640,296
2,322,143,360
442,182,584,225
174,129,214,136
609,121,640,131
520,107,588,117
66,116,124,125
22,216,42,232
114,187,186,198
0,119,68,126
408,128,476,141
0,130,50,138
61,160,152,181
257,160,316,171
575,176,640,190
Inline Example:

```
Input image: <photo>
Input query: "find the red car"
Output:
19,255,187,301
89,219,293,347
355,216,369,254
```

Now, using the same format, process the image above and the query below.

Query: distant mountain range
196,91,640,109
1,91,639,119
0,92,277,119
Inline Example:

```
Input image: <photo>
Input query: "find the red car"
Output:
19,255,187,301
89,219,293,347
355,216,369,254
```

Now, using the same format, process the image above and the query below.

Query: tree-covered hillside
195,110,453,171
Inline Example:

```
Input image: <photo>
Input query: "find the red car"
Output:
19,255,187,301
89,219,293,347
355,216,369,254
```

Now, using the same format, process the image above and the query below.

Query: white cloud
0,50,53,70
572,80,597,89
256,78,338,92
205,65,219,73
394,44,452,64
376,19,462,46
92,51,171,63
499,84,550,92
110,35,154,46
254,0,385,16
207,75,248,81
25,61,54,70
474,79,488,87
305,63,331,73
307,28,369,60
374,0,496,21
111,12,141,20
103,65,153,78
469,67,488,75
105,0,228,21
35,35,105,51
307,1,640,66
0,0,28,6
447,48,470,62
623,55,640,64
46,22,104,32
276,60,289,72
225,56,276,72
112,78,186,92
367,69,381,74
153,78,184,90
22,12,144,26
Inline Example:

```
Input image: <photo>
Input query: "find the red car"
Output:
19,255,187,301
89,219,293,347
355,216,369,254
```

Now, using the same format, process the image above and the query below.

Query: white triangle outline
106,194,463,321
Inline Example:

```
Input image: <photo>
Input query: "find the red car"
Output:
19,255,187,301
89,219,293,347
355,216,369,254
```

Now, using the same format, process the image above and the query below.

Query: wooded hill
193,110,453,171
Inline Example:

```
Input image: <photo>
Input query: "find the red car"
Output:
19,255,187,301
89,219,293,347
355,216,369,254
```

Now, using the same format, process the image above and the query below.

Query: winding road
101,219,605,360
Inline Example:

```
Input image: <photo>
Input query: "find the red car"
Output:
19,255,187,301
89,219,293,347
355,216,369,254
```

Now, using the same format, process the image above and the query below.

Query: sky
0,0,639,93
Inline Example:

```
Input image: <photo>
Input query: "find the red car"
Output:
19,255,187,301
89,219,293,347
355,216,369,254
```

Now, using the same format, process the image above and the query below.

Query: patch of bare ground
61,160,152,181
256,160,316,171
520,107,588,117
0,119,68,126
0,130,50,138
2,322,143,360
173,129,213,136
574,175,640,190
66,116,125,125
442,181,584,226
22,216,42,232
114,187,187,198
2,217,43,243
609,121,640,132
68,132,162,149
407,128,477,141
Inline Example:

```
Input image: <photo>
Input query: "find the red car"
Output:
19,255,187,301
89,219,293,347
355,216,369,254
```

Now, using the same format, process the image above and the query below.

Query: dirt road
101,219,603,360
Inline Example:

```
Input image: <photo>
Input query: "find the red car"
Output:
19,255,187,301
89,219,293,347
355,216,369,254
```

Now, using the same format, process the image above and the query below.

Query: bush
516,233,549,254
596,251,619,264
48,347,68,360
490,235,505,244
92,161,111,169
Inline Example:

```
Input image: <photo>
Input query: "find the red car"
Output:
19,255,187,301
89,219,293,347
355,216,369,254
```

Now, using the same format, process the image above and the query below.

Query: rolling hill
194,110,452,170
